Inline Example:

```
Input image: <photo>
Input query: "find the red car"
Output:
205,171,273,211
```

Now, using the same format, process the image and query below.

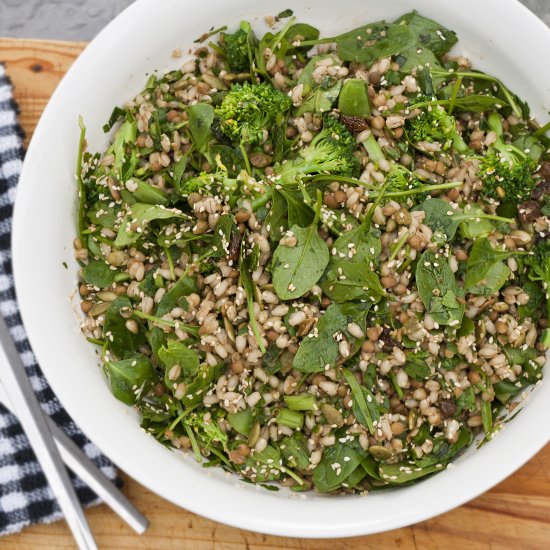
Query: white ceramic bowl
12,0,550,538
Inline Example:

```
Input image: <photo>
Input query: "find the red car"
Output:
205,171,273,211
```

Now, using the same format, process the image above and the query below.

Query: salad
74,10,550,493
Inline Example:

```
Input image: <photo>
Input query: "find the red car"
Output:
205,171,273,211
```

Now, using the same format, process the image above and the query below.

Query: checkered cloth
0,64,119,536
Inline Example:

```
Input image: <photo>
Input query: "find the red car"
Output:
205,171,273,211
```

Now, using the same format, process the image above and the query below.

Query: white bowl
12,0,550,538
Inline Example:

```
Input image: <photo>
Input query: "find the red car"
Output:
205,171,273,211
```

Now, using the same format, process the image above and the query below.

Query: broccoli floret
480,112,537,203
275,116,360,184
360,130,425,194
179,155,238,198
215,82,292,146
406,102,469,154
219,23,253,72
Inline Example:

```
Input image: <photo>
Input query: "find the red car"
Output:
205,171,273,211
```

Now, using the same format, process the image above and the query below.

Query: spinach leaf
115,203,189,247
156,274,197,317
296,79,343,115
518,281,544,320
321,260,385,304
103,297,145,358
404,354,432,380
338,79,371,118
266,190,289,242
210,214,237,261
292,302,370,373
396,46,443,76
329,22,416,66
458,205,493,240
450,95,509,113
158,340,200,386
87,200,119,229
331,226,381,265
456,386,476,413
227,409,254,436
379,461,441,484
126,178,169,206
103,106,127,132
110,114,137,180
187,103,214,155
82,260,117,288
278,187,314,228
181,363,225,407
105,356,156,405
287,23,319,44
416,250,464,326
464,237,514,295
272,200,329,300
280,433,311,470
394,11,458,58
243,445,283,483
312,441,365,493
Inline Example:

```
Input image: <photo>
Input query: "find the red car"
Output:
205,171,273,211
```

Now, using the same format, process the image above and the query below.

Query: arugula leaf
342,368,378,433
292,302,370,373
158,340,200,386
105,356,157,405
312,441,365,492
240,247,266,352
416,250,464,326
464,237,514,295
82,261,117,288
115,203,189,247
272,201,329,300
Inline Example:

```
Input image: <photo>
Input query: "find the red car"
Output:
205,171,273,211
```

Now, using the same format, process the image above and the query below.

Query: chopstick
0,379,149,535
0,314,97,549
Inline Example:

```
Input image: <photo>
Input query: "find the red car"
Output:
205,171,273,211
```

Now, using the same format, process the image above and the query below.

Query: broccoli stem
534,120,550,138
250,189,273,211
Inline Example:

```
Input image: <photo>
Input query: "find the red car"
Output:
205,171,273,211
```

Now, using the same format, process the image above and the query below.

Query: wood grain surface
1,37,550,550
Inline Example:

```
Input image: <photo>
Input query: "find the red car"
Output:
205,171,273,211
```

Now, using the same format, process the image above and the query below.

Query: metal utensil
0,314,97,549
0,377,149,534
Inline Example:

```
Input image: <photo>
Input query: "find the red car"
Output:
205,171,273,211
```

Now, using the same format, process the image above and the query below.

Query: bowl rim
11,0,550,538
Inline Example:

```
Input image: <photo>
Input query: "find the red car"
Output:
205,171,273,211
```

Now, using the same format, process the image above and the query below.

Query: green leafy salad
74,10,550,493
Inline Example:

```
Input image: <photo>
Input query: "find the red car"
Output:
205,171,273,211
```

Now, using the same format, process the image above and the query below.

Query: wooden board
1,36,550,550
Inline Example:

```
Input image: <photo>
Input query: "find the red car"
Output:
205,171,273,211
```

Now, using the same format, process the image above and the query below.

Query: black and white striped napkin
0,64,119,536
